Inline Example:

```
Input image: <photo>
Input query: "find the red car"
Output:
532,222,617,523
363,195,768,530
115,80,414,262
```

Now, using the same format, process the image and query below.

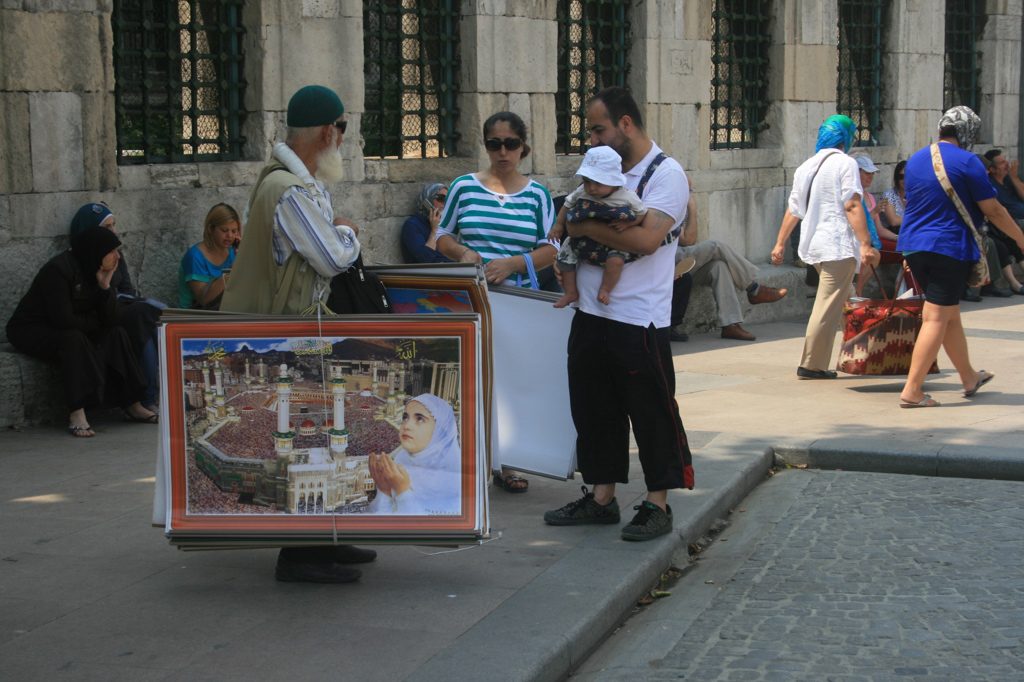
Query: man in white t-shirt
543,87,694,541
674,186,788,341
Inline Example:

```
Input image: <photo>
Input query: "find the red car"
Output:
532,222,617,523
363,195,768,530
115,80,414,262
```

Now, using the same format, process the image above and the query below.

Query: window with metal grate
113,0,246,164
943,0,987,114
363,0,460,159
710,0,772,150
837,0,887,147
555,0,630,155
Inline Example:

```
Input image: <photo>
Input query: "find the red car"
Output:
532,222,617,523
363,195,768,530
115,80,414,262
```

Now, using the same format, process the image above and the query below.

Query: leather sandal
900,394,940,408
963,371,994,398
493,472,529,493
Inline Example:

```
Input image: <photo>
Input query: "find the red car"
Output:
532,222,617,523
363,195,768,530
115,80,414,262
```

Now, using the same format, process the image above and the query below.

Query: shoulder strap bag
799,150,840,287
325,253,393,315
930,143,990,287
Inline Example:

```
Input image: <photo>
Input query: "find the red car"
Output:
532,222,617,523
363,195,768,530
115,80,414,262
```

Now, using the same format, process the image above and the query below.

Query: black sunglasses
433,192,448,202
484,137,523,152
333,120,348,134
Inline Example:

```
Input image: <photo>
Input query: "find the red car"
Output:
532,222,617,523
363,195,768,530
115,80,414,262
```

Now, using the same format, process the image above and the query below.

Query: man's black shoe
275,551,362,583
797,367,838,380
669,328,689,343
544,486,620,525
962,289,983,302
980,285,1013,298
280,545,377,564
621,501,673,541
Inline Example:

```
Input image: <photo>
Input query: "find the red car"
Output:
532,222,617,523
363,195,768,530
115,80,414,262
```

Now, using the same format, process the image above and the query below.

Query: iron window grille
943,0,987,113
363,0,460,159
709,0,772,150
837,0,887,147
555,0,630,155
113,0,246,164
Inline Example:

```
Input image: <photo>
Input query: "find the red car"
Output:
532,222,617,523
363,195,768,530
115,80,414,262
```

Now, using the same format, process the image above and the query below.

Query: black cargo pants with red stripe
567,310,695,491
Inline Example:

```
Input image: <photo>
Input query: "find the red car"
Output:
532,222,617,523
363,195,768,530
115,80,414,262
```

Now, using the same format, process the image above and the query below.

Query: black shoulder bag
326,254,393,314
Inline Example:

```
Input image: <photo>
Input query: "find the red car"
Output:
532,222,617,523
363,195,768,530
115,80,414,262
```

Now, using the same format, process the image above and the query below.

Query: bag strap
515,252,540,289
633,152,686,247
930,143,980,232
802,149,840,213
635,152,667,199
868,266,892,302
930,143,989,278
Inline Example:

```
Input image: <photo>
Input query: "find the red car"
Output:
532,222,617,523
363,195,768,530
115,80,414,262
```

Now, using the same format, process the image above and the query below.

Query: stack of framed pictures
155,314,488,547
154,263,577,549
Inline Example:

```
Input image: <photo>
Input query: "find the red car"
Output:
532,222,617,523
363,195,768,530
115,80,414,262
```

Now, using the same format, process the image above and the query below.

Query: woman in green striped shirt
437,112,556,493
437,112,557,288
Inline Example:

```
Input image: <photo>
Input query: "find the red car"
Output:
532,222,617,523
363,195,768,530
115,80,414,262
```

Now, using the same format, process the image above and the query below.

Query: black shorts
904,251,971,306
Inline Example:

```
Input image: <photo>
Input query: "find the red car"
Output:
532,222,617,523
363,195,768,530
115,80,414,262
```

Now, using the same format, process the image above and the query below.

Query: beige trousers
800,257,857,371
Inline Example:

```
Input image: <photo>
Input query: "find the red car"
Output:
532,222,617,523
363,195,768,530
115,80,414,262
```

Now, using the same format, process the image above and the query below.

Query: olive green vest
220,161,322,315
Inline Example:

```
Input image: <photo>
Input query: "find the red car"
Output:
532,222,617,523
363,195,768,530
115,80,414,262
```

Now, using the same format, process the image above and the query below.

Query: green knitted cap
287,85,344,127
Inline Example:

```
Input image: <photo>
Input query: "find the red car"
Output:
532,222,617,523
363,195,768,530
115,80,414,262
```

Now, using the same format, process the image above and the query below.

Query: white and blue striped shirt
437,174,556,263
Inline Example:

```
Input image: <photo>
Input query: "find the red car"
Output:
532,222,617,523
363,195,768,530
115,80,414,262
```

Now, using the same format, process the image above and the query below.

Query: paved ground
0,293,1021,681
574,469,1024,681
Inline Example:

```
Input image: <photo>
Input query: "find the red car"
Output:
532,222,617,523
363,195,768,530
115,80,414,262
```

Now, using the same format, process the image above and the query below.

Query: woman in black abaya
6,226,157,436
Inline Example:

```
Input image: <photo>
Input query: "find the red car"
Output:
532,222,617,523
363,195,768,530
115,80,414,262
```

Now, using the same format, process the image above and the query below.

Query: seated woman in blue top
896,106,1024,408
401,182,453,263
179,203,241,309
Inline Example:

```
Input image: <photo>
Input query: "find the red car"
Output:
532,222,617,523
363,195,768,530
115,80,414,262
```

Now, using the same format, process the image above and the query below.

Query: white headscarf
399,393,460,472
367,393,462,515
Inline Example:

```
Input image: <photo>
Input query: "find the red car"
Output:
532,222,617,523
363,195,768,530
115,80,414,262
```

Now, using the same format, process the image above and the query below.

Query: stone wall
1,0,1021,343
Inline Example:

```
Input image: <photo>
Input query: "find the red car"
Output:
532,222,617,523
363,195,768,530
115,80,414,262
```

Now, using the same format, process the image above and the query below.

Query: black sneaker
621,501,673,541
544,486,620,526
275,550,362,583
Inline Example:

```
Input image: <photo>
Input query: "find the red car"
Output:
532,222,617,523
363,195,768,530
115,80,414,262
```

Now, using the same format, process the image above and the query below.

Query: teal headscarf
815,115,857,153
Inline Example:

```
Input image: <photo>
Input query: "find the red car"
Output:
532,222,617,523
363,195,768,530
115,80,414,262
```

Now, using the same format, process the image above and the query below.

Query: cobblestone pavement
575,469,1024,681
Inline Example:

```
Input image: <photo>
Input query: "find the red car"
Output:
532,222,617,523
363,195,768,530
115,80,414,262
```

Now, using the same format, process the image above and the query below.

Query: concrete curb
406,439,776,682
774,438,1024,482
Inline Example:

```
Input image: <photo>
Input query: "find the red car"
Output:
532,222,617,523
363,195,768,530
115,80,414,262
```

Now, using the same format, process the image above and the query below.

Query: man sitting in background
983,149,1024,264
672,189,787,342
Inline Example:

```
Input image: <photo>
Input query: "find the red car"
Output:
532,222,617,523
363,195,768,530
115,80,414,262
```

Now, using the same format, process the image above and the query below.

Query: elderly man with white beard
222,84,361,314
221,85,374,583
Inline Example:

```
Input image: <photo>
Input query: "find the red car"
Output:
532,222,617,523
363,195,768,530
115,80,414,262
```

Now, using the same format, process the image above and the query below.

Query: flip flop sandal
493,472,529,493
68,424,95,437
123,409,159,424
963,371,994,397
900,394,940,408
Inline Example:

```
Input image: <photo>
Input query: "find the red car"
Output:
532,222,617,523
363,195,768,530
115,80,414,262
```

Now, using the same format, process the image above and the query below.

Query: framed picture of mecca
157,315,486,542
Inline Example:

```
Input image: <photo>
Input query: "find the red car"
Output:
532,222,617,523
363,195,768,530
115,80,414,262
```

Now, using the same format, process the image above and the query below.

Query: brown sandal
493,472,529,493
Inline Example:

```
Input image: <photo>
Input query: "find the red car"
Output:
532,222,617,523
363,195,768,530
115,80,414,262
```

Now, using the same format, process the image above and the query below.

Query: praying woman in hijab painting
367,394,463,515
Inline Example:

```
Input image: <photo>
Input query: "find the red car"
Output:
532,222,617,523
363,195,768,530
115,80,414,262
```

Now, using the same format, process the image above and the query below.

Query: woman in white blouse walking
771,115,880,379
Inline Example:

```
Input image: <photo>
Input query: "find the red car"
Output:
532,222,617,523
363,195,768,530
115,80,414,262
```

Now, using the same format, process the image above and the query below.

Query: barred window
837,0,887,146
112,0,246,164
555,0,630,154
944,0,987,113
363,1,460,159
709,0,772,150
